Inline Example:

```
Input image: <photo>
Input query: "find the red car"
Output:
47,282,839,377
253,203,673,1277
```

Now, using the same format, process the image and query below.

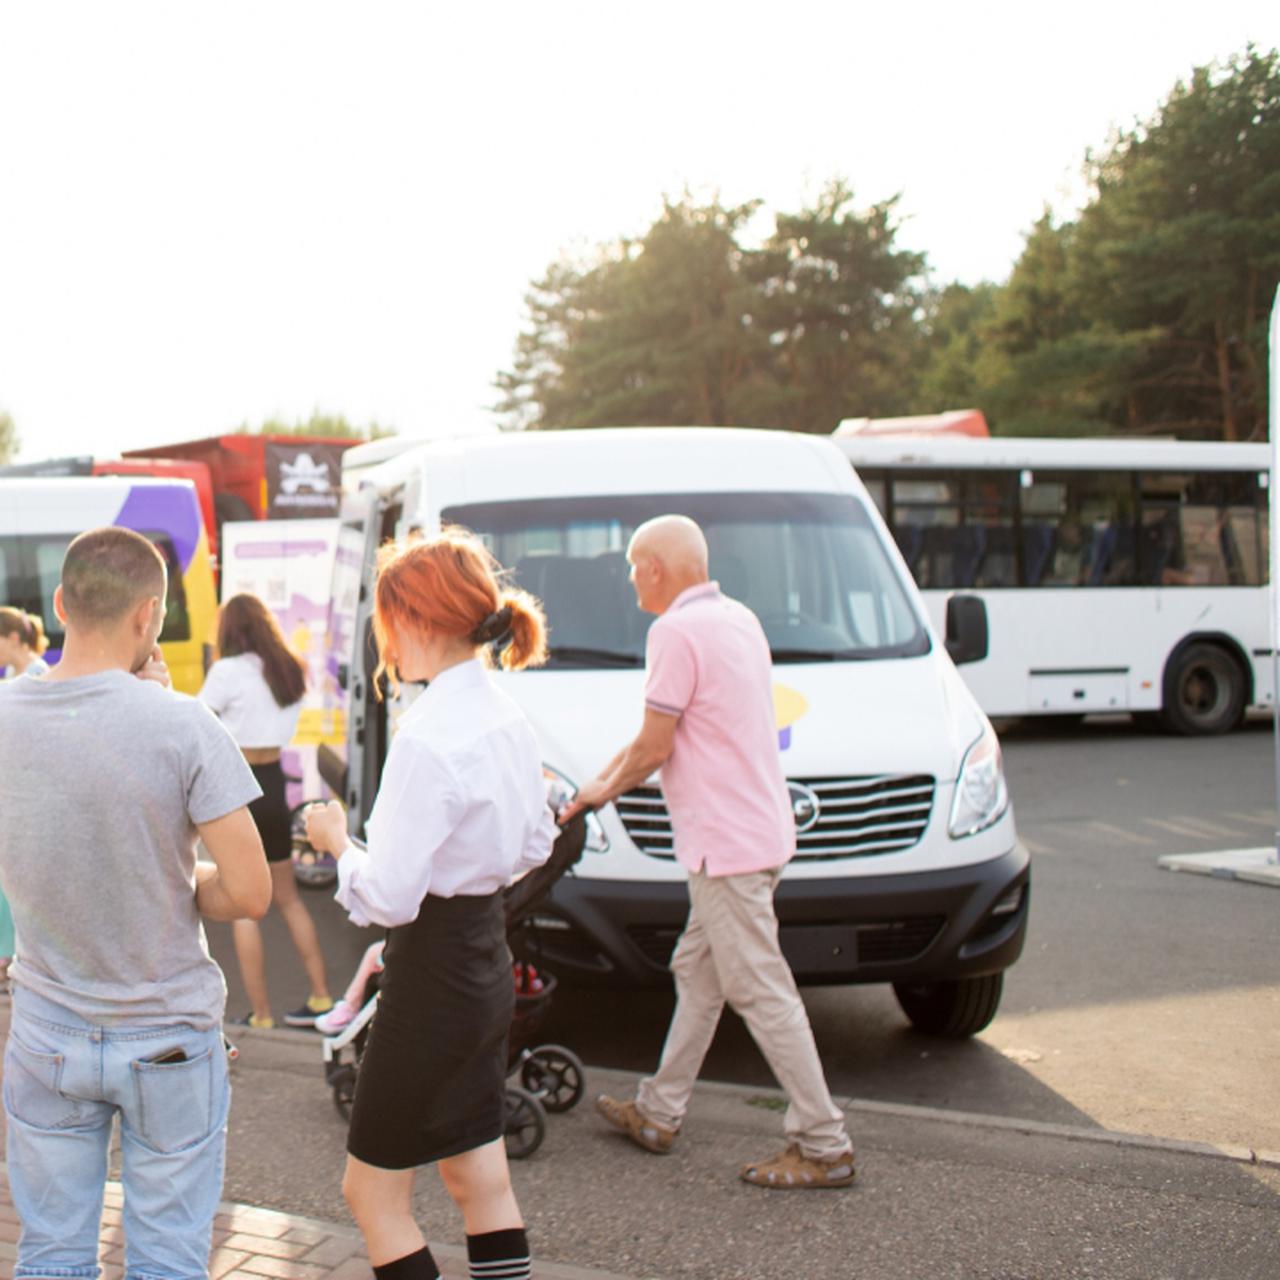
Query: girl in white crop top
199,594,333,1029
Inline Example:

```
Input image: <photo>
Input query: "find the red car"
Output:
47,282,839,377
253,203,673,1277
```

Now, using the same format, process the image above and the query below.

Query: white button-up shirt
335,658,555,928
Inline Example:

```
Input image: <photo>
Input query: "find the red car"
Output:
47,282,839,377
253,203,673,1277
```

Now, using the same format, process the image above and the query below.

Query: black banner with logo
264,442,345,519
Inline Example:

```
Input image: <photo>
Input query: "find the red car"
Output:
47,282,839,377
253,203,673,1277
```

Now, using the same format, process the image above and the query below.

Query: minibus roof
356,427,861,505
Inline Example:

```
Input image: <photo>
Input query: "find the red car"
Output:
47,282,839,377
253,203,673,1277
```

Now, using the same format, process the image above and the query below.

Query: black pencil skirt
346,890,514,1170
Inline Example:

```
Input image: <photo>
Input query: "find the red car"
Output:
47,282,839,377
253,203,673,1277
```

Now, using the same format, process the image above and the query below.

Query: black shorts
347,890,513,1169
248,761,293,863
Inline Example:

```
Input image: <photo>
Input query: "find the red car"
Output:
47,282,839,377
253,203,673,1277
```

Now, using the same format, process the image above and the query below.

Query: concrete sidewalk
0,1167,634,1280
2,1005,1279,1278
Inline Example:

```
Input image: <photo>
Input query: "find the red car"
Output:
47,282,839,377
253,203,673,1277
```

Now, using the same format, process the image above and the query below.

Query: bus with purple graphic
0,476,218,694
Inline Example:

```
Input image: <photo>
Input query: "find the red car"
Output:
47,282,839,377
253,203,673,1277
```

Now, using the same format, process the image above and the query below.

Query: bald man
563,515,854,1189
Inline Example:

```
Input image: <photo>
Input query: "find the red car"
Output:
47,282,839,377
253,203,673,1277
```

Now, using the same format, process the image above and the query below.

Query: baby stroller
322,812,588,1159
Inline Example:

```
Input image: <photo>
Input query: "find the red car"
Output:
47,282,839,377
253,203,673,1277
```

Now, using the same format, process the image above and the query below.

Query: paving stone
211,1248,253,1279
225,1210,296,1240
298,1236,364,1268
238,1255,330,1280
224,1231,312,1259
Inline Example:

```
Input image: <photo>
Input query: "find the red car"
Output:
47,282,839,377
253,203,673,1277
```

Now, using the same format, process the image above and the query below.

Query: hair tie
470,604,513,646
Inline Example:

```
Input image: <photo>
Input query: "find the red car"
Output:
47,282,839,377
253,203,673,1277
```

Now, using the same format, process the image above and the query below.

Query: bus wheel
892,974,1003,1038
1162,643,1245,736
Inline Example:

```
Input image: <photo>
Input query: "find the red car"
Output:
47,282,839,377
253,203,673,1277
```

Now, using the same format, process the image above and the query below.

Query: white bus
831,434,1271,735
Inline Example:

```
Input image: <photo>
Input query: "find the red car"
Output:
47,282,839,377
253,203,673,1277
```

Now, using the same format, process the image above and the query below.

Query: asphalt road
207,713,1279,1159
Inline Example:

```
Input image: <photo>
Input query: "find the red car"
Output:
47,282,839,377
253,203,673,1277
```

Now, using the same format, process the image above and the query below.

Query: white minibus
324,429,1029,1037
832,433,1270,734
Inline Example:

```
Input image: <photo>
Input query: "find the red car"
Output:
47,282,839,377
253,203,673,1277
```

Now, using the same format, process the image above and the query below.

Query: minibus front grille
627,916,945,971
616,774,936,861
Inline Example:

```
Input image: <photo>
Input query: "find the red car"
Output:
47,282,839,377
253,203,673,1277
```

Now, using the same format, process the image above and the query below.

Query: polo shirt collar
669,581,721,611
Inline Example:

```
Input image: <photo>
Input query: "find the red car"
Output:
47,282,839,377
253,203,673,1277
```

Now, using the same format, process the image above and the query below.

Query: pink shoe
315,999,356,1035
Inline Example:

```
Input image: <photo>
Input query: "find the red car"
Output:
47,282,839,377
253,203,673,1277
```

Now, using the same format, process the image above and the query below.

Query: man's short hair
61,528,166,628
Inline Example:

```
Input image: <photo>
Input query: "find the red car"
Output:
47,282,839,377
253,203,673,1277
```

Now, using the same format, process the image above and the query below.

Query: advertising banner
219,520,346,818
263,441,346,519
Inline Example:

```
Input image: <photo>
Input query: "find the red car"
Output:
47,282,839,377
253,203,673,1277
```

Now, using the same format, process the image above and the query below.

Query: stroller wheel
503,1086,546,1160
331,1065,358,1123
520,1044,586,1114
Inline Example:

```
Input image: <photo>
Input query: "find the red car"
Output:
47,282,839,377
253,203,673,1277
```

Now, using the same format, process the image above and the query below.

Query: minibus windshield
442,491,930,666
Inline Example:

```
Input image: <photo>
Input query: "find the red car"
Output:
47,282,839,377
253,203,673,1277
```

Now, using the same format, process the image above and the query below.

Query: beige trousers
635,866,852,1159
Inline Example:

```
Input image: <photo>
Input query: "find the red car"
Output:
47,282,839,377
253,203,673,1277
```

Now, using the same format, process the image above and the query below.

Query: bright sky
1,2,1276,462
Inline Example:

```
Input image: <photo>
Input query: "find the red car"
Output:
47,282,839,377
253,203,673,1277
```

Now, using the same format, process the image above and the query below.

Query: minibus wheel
892,973,1003,1038
1161,642,1246,736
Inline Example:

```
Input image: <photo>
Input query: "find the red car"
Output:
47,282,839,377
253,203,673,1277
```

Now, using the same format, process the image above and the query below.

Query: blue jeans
3,987,230,1280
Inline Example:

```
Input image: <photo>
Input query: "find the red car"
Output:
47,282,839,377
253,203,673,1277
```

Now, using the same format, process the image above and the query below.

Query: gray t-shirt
0,669,261,1028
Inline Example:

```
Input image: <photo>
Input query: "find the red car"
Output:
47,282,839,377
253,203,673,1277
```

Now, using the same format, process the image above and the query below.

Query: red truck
124,433,359,529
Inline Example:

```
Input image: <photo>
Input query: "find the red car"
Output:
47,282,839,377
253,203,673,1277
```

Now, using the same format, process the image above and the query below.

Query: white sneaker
315,999,356,1035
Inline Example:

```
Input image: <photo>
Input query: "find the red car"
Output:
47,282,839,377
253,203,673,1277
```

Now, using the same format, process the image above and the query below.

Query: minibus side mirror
945,594,989,665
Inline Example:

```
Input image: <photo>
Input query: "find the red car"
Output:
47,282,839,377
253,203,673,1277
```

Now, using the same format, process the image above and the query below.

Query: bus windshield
442,491,930,666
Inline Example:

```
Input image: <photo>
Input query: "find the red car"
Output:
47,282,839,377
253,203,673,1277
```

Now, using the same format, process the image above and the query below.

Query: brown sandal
740,1144,856,1189
596,1095,679,1154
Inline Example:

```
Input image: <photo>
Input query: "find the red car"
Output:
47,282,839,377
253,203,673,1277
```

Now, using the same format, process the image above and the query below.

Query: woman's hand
305,800,349,857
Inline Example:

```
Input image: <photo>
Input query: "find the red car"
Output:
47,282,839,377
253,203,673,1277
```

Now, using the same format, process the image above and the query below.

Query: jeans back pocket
131,1045,217,1154
3,1035,84,1131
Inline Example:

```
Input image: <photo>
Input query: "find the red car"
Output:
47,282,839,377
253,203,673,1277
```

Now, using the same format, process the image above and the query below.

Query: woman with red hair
306,527,554,1280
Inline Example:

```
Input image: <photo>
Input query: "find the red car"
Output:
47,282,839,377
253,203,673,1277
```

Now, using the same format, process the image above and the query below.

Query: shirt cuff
334,842,372,928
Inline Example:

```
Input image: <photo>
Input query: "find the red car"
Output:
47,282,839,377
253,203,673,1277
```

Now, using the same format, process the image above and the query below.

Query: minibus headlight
543,766,610,854
948,724,1009,838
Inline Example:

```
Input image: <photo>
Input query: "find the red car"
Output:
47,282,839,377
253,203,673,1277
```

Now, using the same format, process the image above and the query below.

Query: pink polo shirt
644,581,795,876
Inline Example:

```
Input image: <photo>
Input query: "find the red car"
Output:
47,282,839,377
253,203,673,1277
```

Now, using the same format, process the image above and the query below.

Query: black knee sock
467,1227,531,1280
372,1245,440,1280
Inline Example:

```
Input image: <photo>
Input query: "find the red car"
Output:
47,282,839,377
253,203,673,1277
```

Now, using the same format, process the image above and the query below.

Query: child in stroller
322,810,588,1158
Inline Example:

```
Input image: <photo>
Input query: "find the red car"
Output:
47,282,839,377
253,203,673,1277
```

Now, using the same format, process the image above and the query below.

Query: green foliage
1067,44,1280,439
749,182,929,430
0,411,18,465
500,47,1279,442
496,183,929,433
235,411,395,440
961,46,1280,440
915,282,1002,415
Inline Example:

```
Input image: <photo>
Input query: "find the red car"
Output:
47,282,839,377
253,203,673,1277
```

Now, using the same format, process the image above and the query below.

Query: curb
220,1023,1280,1173
588,1067,1280,1172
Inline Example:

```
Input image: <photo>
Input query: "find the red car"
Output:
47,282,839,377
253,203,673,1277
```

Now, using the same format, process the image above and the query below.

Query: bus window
15,532,192,649
965,472,1018,589
889,473,1017,589
148,535,192,642
32,539,66,643
862,476,888,518
0,538,14,605
888,476,961,588
1140,473,1263,587
1021,473,1138,588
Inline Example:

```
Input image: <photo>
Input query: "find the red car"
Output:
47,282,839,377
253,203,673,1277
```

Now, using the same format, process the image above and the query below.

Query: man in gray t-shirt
0,527,270,1280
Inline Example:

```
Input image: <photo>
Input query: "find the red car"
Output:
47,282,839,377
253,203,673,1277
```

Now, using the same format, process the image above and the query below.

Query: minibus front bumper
511,843,1030,988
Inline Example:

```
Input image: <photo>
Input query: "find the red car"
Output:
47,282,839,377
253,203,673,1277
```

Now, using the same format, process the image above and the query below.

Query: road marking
1020,836,1053,856
1166,815,1251,840
1087,821,1155,846
1237,810,1278,829
1144,817,1215,839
